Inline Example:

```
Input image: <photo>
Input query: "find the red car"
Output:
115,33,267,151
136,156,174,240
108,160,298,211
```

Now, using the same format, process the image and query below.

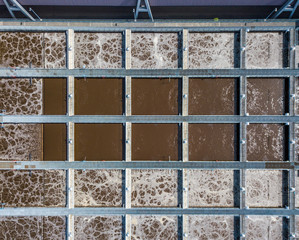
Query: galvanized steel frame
0,23,298,239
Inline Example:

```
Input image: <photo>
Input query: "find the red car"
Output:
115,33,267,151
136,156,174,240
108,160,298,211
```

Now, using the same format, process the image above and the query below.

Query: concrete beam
125,29,131,70
67,77,75,116
290,28,296,70
182,215,189,240
182,76,188,117
125,77,132,116
239,74,247,239
66,28,75,240
66,214,74,239
240,76,247,116
182,29,188,69
125,214,131,239
67,29,74,70
240,28,247,69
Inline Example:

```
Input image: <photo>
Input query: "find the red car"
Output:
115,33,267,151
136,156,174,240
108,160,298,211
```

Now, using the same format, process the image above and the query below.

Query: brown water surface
43,78,66,115
132,124,179,161
247,124,285,161
43,124,66,161
247,78,285,115
189,78,236,115
132,78,179,115
75,78,123,115
75,124,123,161
189,124,237,161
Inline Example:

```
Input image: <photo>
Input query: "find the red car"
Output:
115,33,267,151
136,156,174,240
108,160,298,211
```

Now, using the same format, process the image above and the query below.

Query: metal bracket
270,0,299,19
133,0,154,22
3,0,36,21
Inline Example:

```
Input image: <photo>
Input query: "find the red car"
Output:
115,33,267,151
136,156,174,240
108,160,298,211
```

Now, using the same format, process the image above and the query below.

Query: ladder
134,0,154,22
3,0,36,21
271,0,299,19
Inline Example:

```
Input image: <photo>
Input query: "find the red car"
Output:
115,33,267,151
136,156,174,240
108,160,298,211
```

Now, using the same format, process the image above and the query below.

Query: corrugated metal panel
0,0,287,6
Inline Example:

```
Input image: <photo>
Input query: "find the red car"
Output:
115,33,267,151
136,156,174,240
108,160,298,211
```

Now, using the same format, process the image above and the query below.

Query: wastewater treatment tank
0,17,298,239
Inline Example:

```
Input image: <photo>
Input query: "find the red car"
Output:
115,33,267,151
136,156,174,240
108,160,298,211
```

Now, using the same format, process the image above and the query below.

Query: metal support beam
271,0,299,19
0,25,295,32
1,161,298,170
4,115,299,124
3,0,36,21
1,68,299,78
134,0,154,22
1,207,299,216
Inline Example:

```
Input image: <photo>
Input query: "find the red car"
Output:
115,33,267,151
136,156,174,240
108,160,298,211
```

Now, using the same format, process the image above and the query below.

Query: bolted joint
68,139,73,144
